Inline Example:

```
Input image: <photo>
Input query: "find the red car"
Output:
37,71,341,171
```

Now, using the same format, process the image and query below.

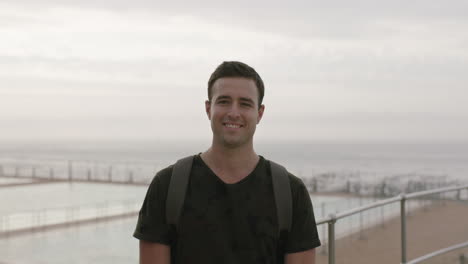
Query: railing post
381,205,385,228
460,253,466,264
68,161,73,181
5,215,9,233
108,166,113,182
401,193,407,264
359,197,364,239
128,170,134,183
93,161,98,181
328,213,337,264
321,203,327,255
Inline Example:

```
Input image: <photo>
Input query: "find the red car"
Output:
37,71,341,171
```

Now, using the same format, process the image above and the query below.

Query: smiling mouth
223,123,243,128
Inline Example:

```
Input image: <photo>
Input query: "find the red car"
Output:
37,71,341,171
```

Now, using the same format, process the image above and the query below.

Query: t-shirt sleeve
284,176,321,253
133,167,174,245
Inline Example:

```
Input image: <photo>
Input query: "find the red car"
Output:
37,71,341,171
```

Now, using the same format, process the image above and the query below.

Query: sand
315,200,468,264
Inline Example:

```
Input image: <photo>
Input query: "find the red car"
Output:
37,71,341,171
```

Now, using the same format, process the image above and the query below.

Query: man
134,61,321,263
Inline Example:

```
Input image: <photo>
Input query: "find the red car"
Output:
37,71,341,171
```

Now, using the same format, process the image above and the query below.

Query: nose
227,104,241,119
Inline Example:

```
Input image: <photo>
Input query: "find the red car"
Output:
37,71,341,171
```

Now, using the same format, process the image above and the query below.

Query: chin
221,140,240,148
221,138,250,149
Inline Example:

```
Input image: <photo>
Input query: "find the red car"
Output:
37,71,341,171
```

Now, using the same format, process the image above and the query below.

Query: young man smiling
134,61,321,264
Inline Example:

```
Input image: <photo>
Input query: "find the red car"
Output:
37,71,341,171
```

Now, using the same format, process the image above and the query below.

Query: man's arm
285,248,316,264
284,175,321,264
139,240,171,264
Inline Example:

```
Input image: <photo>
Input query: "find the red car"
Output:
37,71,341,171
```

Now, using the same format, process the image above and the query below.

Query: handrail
335,196,401,220
316,184,468,225
314,184,468,264
315,194,425,226
407,240,468,264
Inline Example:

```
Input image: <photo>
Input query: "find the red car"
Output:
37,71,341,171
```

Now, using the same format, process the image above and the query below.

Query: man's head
205,61,265,149
207,61,265,108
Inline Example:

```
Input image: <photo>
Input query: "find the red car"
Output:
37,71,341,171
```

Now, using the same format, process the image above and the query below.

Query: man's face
206,77,265,149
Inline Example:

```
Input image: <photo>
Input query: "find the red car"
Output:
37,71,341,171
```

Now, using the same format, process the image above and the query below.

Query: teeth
225,123,241,128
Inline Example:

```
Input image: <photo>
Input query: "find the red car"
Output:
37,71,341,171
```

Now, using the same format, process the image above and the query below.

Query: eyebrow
215,95,231,101
239,97,255,105
215,96,255,105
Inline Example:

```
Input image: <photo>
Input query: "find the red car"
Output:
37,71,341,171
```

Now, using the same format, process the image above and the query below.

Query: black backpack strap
270,160,293,233
166,155,194,226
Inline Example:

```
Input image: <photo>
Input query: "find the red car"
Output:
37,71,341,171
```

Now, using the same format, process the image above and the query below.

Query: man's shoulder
148,163,174,191
155,164,174,178
264,158,307,193
286,172,306,189
149,155,198,188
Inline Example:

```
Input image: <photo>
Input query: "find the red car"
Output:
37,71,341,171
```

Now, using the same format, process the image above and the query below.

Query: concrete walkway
316,200,468,264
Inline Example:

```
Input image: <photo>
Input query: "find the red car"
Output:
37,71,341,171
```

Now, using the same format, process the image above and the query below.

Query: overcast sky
1,0,467,143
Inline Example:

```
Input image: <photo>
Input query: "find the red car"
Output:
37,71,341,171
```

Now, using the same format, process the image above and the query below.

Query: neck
200,140,259,182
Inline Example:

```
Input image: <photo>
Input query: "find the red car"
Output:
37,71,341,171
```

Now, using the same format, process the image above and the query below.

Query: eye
241,102,252,107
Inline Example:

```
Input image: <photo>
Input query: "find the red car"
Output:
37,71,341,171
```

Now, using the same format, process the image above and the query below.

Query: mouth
223,122,243,129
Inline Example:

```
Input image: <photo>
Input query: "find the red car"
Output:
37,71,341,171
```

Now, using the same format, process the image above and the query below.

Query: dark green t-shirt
134,155,321,264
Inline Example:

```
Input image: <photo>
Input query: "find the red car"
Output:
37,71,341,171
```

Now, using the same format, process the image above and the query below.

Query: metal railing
316,184,468,264
406,240,468,264
0,161,157,185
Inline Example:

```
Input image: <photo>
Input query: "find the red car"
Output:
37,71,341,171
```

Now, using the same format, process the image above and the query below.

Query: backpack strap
166,155,193,226
270,160,293,234
167,156,293,235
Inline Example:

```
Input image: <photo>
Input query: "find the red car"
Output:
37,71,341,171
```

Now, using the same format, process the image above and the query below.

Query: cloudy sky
1,0,467,143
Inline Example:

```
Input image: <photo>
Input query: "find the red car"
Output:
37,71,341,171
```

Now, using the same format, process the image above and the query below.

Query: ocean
1,140,467,186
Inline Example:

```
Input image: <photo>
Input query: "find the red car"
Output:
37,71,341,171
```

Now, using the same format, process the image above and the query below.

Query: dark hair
207,61,265,107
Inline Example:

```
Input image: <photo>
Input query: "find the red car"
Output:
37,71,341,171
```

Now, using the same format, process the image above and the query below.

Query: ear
257,104,265,124
205,100,211,120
